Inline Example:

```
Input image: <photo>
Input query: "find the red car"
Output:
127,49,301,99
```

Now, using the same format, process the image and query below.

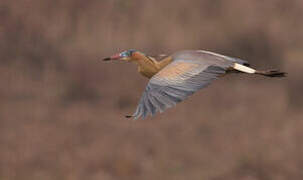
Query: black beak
103,57,111,61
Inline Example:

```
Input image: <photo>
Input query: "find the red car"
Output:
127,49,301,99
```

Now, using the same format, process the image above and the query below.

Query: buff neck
131,51,173,78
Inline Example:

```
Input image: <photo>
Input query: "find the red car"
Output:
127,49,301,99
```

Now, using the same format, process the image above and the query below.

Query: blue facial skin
120,51,129,57
121,49,136,57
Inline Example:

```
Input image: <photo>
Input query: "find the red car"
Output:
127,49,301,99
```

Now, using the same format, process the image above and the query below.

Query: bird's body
104,49,286,119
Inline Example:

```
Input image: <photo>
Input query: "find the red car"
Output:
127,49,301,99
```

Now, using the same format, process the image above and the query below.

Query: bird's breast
138,65,159,78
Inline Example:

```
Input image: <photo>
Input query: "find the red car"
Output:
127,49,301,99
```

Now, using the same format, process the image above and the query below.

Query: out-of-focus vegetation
1,0,303,179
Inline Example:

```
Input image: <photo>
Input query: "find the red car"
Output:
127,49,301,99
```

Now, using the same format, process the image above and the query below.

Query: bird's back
171,50,249,67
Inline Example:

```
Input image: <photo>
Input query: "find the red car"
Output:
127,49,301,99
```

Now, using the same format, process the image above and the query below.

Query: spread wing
129,50,246,119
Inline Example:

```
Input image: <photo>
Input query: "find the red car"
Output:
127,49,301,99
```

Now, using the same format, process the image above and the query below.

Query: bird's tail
233,63,287,78
255,69,287,78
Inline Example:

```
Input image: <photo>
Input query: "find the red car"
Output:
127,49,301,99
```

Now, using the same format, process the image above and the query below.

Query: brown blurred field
1,0,303,179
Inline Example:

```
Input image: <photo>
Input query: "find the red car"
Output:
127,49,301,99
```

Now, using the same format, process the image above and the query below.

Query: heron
103,49,286,119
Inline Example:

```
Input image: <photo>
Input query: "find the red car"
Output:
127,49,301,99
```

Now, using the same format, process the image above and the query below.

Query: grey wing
129,50,248,119
129,60,228,119
172,50,249,66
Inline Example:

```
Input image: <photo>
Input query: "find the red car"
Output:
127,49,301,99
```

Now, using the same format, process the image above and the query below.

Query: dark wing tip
125,115,133,118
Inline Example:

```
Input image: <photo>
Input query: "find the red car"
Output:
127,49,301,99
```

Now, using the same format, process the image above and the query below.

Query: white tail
233,63,256,74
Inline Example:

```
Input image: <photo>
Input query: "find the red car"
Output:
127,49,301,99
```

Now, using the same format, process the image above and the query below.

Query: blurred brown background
1,0,303,179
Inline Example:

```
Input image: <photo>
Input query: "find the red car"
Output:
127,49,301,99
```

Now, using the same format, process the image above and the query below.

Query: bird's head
103,49,138,62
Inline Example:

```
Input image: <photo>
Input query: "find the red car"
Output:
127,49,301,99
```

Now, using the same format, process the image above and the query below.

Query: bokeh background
1,0,303,179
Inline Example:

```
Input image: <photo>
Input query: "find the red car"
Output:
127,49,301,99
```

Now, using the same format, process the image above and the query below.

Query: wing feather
130,50,242,119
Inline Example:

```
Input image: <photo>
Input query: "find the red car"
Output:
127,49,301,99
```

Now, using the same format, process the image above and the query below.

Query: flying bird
103,49,286,119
